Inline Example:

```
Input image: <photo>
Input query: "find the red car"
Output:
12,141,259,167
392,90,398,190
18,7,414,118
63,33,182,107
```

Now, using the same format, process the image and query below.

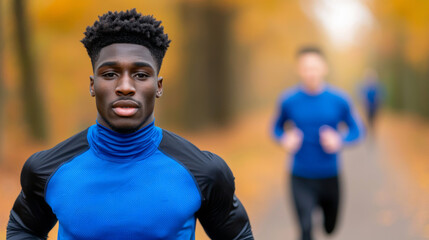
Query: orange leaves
372,0,429,64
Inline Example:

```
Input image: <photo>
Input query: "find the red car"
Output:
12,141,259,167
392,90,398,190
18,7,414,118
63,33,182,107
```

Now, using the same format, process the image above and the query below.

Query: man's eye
135,73,149,79
102,72,116,79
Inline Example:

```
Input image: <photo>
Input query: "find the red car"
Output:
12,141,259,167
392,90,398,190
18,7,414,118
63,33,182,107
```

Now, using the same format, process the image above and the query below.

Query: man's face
297,53,328,92
90,43,163,133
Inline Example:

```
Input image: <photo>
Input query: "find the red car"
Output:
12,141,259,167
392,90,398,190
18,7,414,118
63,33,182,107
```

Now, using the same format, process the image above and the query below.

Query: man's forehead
98,43,154,62
95,43,156,69
298,53,326,65
299,52,324,60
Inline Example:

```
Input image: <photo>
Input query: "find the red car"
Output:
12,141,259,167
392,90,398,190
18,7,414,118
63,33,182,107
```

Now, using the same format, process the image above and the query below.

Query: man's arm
7,155,57,239
272,95,304,153
341,98,365,144
272,97,288,142
197,152,253,240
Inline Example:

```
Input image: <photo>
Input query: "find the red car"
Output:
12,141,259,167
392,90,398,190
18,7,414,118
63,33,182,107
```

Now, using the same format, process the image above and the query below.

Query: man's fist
280,128,303,154
319,125,342,154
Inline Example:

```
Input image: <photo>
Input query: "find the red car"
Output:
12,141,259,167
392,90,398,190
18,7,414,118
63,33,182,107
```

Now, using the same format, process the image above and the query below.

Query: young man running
272,47,364,240
7,9,253,240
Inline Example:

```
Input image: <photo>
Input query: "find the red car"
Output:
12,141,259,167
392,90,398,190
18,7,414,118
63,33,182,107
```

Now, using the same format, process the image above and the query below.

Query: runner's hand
319,125,342,154
280,128,303,154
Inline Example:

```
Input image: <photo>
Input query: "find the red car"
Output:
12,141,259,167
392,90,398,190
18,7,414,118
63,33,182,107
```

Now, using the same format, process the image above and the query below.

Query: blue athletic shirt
273,85,364,179
361,81,383,111
7,121,253,240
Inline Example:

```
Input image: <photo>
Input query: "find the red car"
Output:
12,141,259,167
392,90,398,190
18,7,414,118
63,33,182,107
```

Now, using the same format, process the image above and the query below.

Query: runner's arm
341,98,364,144
272,98,289,142
7,155,57,239
197,153,254,240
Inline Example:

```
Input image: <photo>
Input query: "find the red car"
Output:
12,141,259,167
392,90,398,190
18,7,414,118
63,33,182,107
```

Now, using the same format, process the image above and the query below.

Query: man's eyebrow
133,61,154,69
96,61,117,69
95,61,156,71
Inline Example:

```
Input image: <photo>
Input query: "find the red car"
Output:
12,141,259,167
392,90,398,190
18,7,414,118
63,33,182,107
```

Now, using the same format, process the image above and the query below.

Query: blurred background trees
13,0,47,141
0,0,428,158
370,0,429,118
176,1,234,129
0,0,4,162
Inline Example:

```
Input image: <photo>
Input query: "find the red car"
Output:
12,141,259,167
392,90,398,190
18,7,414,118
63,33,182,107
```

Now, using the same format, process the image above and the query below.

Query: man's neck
96,114,155,134
301,83,325,96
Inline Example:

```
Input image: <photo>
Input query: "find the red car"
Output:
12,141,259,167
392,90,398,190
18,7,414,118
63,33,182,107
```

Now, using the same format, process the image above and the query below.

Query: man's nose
115,74,136,96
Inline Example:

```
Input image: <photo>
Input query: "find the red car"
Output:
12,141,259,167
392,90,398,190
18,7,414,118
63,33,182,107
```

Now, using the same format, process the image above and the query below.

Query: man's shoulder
158,129,229,169
23,128,90,178
325,85,352,103
158,129,234,190
19,128,90,196
278,86,302,107
280,86,301,100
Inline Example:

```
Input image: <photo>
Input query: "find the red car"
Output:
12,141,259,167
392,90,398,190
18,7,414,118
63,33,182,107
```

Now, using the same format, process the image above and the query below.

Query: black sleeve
197,152,254,240
7,154,58,239
158,130,254,240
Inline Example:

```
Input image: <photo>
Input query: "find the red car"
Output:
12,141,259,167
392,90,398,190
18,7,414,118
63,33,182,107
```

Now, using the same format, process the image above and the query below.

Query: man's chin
111,125,141,134
105,119,147,134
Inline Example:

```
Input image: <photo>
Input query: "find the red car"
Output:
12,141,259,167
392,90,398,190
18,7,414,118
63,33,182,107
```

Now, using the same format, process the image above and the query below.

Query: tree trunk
0,0,4,161
13,0,47,141
178,2,234,130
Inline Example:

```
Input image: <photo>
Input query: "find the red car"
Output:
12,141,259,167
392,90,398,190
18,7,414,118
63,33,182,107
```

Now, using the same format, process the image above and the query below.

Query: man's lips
113,107,138,117
112,100,140,117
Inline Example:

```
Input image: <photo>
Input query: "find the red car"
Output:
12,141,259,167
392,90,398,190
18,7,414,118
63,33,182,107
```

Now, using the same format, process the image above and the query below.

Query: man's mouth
112,100,140,117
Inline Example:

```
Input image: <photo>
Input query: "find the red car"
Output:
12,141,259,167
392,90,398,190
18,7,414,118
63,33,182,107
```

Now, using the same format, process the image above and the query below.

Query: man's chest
287,97,343,127
45,150,201,239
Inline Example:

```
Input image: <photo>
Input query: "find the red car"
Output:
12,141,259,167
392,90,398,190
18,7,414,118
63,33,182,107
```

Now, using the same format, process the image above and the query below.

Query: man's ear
89,76,95,97
156,77,163,98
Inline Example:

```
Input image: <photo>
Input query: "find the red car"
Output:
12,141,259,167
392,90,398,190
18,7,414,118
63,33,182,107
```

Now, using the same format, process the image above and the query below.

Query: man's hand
280,128,303,154
319,125,342,154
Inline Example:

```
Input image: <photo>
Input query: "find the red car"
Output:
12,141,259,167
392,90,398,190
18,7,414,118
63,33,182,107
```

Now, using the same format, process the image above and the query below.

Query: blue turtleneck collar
87,121,163,162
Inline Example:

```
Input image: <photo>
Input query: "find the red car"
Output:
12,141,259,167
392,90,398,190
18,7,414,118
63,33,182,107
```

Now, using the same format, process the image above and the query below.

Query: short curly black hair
81,9,171,72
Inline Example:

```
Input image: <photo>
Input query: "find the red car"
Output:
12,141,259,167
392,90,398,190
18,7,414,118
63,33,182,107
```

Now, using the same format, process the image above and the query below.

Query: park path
252,113,429,240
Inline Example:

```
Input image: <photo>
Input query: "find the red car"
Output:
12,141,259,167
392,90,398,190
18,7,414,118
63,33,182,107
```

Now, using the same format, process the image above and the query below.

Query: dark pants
291,175,340,240
367,105,378,129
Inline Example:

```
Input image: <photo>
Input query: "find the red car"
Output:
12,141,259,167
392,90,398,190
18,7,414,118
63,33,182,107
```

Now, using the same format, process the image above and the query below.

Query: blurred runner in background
272,46,364,240
360,68,383,132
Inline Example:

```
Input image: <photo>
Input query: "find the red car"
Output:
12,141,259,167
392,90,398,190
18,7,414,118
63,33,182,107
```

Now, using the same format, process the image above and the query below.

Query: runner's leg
319,176,340,234
291,175,317,240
